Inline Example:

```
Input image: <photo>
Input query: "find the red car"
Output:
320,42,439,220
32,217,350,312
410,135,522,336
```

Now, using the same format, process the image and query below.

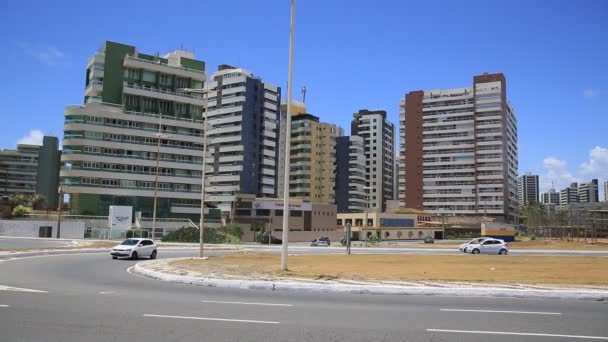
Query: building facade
0,136,61,208
540,188,560,210
277,99,306,197
604,180,608,202
351,109,395,212
560,183,579,208
204,65,281,215
579,179,599,203
517,172,539,206
335,135,366,213
61,41,207,218
399,73,518,223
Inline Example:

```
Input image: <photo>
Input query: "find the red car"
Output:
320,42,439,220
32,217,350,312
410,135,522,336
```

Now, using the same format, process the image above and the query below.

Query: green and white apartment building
61,42,282,219
61,41,208,218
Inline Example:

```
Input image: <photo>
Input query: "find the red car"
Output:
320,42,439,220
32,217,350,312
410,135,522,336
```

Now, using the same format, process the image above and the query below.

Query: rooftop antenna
301,85,306,103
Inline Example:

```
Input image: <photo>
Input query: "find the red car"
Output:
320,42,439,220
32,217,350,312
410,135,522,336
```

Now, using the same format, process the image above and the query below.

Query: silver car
465,238,509,255
458,237,489,253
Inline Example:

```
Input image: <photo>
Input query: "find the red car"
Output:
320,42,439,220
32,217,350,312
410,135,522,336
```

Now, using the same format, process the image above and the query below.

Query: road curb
131,260,608,300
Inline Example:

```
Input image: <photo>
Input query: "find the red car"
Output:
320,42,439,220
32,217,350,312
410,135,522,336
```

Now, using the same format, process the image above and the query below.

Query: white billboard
252,201,312,211
109,206,133,231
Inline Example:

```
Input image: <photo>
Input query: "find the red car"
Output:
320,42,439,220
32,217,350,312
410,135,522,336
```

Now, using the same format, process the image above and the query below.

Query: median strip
426,329,608,340
142,314,279,324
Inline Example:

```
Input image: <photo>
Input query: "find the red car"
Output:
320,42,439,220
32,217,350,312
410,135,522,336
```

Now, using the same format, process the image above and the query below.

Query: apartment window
159,74,172,86
124,68,139,81
176,77,188,89
125,95,139,110
143,98,157,113
159,101,171,114
175,103,188,115
142,71,156,83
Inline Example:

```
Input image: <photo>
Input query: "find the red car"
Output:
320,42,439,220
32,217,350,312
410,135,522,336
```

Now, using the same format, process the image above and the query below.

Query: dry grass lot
170,252,608,286
417,239,608,250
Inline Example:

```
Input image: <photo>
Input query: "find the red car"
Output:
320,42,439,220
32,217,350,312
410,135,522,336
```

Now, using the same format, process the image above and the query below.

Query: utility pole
56,182,63,239
281,0,296,271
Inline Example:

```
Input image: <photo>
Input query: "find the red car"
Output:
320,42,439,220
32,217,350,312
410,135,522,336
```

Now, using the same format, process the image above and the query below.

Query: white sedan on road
458,238,489,253
465,238,509,255
110,238,157,260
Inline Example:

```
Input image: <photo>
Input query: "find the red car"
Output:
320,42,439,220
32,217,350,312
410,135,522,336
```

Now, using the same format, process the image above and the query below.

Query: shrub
161,224,243,244
12,205,31,217
530,235,536,240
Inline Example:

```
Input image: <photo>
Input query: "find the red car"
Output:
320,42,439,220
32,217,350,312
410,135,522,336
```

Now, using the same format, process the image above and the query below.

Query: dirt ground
169,252,608,286
415,239,608,250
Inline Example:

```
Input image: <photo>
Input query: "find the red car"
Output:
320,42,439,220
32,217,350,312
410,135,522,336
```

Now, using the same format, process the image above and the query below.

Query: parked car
311,236,330,246
458,237,489,253
311,238,330,247
111,238,157,260
424,236,435,244
465,238,509,255
259,234,282,244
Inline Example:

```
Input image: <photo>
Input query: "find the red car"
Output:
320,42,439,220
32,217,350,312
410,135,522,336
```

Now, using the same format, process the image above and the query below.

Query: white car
465,238,509,255
459,237,489,253
111,238,157,260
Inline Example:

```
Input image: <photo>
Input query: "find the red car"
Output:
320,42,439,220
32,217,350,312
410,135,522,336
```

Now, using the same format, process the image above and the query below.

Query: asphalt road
1,249,608,341
0,237,73,249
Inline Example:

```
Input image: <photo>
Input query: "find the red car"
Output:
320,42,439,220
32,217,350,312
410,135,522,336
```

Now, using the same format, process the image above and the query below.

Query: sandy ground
169,252,608,286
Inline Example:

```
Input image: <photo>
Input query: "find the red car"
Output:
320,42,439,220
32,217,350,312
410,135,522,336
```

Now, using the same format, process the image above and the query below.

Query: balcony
123,55,206,81
122,82,204,106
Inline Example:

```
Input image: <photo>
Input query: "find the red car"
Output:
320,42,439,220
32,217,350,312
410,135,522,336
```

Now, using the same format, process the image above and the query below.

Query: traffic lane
0,237,72,249
0,249,225,294
2,287,608,342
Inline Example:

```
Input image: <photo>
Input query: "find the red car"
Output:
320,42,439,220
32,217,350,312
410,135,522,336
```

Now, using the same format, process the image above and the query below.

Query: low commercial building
337,210,439,241
481,222,516,242
231,195,340,242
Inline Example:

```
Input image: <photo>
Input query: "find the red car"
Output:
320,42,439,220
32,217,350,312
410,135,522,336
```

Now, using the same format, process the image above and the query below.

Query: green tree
30,194,48,210
8,194,27,208
12,205,31,217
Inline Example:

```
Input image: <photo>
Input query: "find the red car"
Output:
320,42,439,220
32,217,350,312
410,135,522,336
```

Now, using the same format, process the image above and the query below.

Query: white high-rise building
351,109,395,213
205,65,281,214
399,73,518,223
517,173,539,206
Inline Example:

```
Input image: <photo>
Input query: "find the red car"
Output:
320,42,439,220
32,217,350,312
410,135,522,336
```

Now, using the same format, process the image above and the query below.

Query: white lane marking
99,291,116,295
143,314,279,324
427,329,608,340
202,300,293,307
0,285,47,293
440,308,561,315
0,304,10,307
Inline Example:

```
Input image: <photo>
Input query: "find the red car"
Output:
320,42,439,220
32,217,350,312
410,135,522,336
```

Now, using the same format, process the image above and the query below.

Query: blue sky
1,0,607,194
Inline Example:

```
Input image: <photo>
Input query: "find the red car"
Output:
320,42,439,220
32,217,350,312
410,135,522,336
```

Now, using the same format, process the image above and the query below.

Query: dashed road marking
440,308,561,315
202,300,293,307
0,285,47,293
427,329,608,340
143,314,280,324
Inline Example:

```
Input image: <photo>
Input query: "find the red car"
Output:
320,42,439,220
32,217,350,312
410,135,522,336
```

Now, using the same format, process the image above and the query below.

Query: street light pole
178,87,210,258
152,116,162,234
281,0,296,271
199,90,209,258
56,182,63,239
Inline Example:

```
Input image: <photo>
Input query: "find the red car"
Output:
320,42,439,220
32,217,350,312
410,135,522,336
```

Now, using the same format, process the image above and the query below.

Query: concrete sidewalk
131,258,608,300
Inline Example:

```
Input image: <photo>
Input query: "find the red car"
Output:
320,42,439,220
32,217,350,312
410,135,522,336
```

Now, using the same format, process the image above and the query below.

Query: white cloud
540,156,580,192
17,130,44,146
583,88,600,98
580,146,608,179
17,42,65,66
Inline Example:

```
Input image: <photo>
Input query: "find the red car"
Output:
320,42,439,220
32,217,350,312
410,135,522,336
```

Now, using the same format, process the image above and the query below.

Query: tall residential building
399,73,519,222
61,41,207,218
604,180,608,202
335,135,366,213
517,172,539,206
579,179,599,203
205,65,281,214
560,183,579,208
0,136,61,208
287,113,338,203
351,109,395,212
277,99,306,197
541,188,560,207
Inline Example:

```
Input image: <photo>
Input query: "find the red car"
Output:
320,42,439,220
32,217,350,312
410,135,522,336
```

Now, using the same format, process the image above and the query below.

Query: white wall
0,220,85,239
